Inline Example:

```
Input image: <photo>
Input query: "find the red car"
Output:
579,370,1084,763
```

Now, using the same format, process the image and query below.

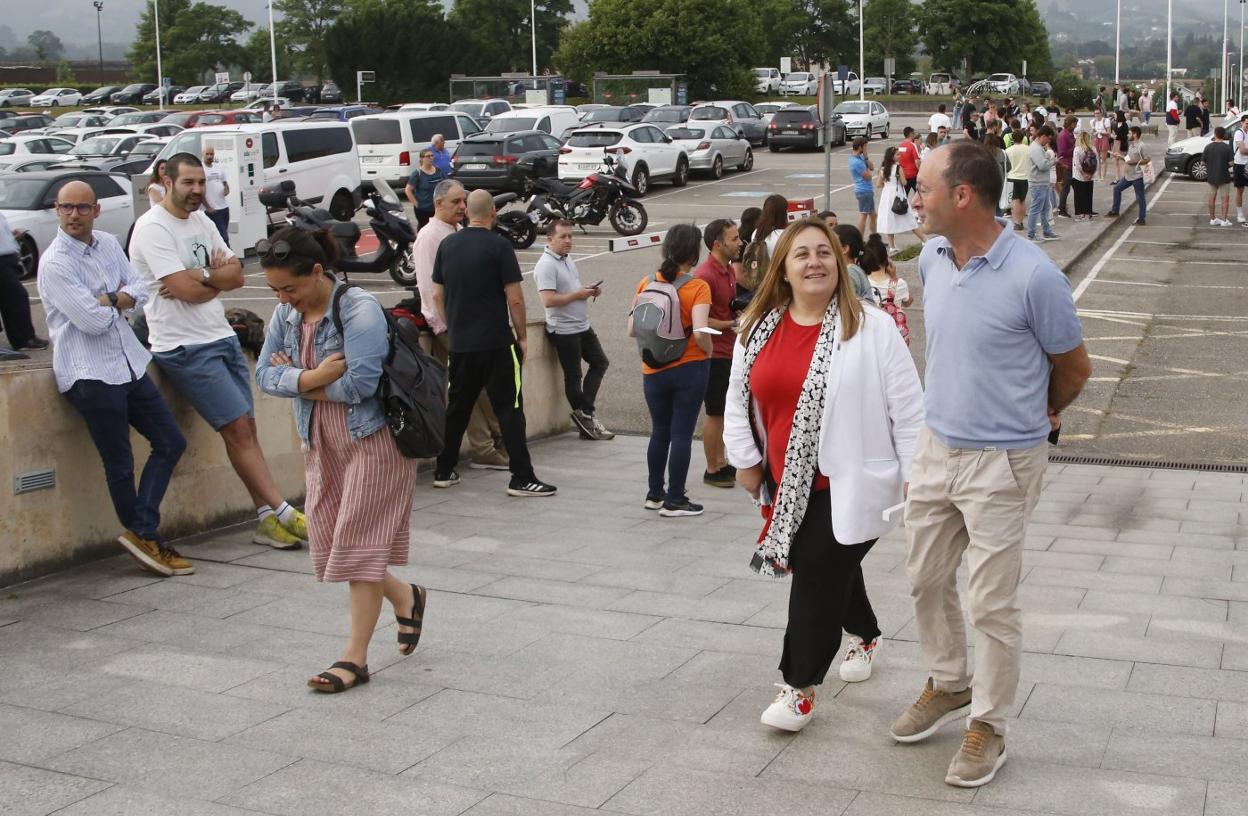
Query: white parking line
643,169,766,201
1072,173,1175,302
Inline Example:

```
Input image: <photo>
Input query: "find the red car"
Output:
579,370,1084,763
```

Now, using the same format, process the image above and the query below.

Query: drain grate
1048,453,1248,474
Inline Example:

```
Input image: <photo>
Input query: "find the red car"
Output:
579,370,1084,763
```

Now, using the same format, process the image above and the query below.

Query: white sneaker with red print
760,683,816,732
839,635,880,683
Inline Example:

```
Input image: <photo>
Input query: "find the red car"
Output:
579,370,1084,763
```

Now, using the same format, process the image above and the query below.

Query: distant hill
1036,0,1226,42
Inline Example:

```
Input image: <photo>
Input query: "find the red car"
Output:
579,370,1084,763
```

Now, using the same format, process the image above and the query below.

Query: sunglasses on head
255,238,292,261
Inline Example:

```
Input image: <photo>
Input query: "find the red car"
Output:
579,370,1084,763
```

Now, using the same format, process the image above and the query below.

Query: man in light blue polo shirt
848,137,876,237
889,141,1091,789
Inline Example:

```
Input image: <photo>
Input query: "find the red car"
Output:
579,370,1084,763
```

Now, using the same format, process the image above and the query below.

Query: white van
153,121,362,219
927,73,956,96
484,106,580,138
350,111,483,185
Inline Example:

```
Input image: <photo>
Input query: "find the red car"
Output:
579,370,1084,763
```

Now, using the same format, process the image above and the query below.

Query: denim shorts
153,335,254,430
855,189,876,214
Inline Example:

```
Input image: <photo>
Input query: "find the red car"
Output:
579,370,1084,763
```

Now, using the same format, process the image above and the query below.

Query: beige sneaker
156,545,196,576
889,677,972,743
117,531,172,577
945,719,1006,788
468,449,510,470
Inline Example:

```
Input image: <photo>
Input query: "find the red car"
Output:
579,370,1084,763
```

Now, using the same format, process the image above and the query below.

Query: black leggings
779,490,880,688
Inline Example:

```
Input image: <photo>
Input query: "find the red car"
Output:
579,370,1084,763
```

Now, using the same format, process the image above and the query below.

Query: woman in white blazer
724,216,924,733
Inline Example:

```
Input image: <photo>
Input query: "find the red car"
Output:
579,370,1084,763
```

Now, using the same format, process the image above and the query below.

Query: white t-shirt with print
204,164,229,211
1234,129,1248,166
129,205,236,353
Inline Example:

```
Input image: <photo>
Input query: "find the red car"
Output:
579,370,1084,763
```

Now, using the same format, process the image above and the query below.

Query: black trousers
436,344,535,481
0,253,36,348
1072,178,1094,215
547,328,609,415
779,490,881,688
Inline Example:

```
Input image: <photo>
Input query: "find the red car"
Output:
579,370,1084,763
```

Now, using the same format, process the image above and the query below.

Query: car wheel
741,148,754,171
881,124,889,140
631,164,650,196
329,190,354,221
865,125,872,139
17,235,37,280
711,155,723,179
1188,157,1208,181
672,156,689,187
768,143,780,153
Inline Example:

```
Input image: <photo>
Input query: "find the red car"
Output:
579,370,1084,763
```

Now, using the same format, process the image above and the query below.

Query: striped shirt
37,228,151,393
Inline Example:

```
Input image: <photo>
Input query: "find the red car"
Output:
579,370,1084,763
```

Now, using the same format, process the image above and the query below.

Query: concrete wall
0,319,571,586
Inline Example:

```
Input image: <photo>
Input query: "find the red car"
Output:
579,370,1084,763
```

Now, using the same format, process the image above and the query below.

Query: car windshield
72,137,121,155
666,128,704,140
582,109,627,122
787,74,811,81
834,102,870,115
643,109,685,123
567,132,622,148
451,102,485,117
691,107,727,120
485,117,535,133
121,85,144,93
53,115,84,126
754,69,770,77
756,104,785,114
0,177,47,209
110,114,146,125
0,143,14,156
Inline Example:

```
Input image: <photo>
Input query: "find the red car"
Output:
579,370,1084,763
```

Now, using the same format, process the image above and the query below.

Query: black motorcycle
259,178,418,287
491,191,538,250
525,156,648,237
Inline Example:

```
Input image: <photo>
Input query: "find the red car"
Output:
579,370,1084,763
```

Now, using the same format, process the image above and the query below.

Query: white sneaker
839,636,880,683
760,684,815,732
1211,218,1221,226
1236,213,1245,223
1221,219,1235,227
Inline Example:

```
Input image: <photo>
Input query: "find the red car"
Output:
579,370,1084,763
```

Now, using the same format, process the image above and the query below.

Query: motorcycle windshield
372,178,402,207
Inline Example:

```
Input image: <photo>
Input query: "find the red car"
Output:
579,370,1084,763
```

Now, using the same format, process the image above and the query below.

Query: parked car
81,85,123,104
0,114,56,134
397,102,451,112
351,110,483,186
891,78,923,94
449,98,513,127
199,82,244,103
692,101,768,146
628,103,656,114
484,106,580,139
832,71,861,96
142,86,185,105
0,88,35,108
174,86,207,105
128,123,184,138
831,99,890,139
665,124,753,178
1165,116,1243,181
67,133,156,161
182,110,263,128
754,67,781,95
558,122,689,195
263,80,308,102
108,112,167,127
107,137,170,176
0,155,70,173
1030,80,1053,97
766,107,845,150
46,113,111,132
46,126,134,147
780,72,819,96
575,103,609,115
1016,77,1033,95
305,105,384,122
641,104,693,133
230,83,267,103
579,106,645,126
31,88,84,108
0,169,136,277
862,77,888,95
926,72,956,96
452,129,564,192
0,134,76,157
985,73,1020,95
80,106,139,121
320,82,343,104
111,84,157,104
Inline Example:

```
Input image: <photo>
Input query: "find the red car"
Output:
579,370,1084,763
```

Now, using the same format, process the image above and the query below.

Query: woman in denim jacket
256,227,426,693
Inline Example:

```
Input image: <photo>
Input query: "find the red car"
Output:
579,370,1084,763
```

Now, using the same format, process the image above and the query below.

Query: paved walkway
2,435,1246,816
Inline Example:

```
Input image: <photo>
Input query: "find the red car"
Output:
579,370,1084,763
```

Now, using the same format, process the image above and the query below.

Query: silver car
665,124,753,179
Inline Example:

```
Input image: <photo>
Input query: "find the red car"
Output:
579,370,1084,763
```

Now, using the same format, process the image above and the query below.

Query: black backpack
332,284,446,459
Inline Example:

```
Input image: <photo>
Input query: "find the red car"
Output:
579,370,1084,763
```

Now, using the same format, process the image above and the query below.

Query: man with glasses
128,152,309,550
0,210,47,358
429,134,453,176
38,180,191,576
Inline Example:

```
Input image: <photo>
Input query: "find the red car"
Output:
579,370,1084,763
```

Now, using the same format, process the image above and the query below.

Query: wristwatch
201,268,211,282
106,291,118,308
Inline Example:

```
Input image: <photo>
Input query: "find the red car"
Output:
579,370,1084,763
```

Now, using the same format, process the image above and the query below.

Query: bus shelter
592,72,687,106
448,74,568,106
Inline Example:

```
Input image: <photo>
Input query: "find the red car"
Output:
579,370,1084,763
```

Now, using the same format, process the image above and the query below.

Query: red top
750,311,830,500
896,140,920,180
693,253,737,359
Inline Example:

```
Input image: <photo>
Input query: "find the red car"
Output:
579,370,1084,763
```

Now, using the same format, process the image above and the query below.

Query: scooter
259,178,418,287
524,155,648,237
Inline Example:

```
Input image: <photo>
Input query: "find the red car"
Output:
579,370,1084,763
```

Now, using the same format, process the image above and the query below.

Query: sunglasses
55,203,95,215
255,238,292,261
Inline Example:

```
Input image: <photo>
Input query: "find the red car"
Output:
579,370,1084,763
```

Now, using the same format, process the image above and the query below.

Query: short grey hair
433,179,464,203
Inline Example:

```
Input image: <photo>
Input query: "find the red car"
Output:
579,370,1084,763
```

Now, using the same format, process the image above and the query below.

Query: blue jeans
642,360,710,503
64,375,187,541
207,207,230,244
1112,176,1146,221
1026,185,1054,237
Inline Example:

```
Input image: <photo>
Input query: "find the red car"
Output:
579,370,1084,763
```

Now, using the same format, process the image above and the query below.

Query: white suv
754,68,781,95
558,123,689,195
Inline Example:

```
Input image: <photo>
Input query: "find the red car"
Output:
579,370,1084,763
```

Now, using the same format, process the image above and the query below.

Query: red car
159,109,263,129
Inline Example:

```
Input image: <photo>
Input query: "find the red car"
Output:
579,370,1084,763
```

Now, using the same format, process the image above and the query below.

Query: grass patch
893,245,922,262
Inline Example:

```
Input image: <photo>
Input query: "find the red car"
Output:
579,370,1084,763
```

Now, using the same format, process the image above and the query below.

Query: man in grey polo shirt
533,219,613,441
890,141,1091,788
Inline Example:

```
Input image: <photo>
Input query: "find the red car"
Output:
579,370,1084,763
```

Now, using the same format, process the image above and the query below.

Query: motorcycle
491,192,538,250
524,156,648,237
258,178,418,287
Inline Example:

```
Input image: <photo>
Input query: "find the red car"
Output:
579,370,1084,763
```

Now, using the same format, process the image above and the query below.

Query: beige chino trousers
904,426,1048,734
421,331,505,459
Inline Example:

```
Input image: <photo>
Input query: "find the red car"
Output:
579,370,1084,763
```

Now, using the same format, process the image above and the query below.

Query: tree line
125,0,1052,102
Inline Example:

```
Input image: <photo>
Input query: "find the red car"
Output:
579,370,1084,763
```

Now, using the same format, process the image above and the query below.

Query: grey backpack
631,273,693,369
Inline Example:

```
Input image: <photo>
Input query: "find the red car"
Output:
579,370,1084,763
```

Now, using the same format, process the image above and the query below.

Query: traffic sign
244,71,252,83
215,71,230,85
838,65,849,81
780,57,792,75
884,58,895,76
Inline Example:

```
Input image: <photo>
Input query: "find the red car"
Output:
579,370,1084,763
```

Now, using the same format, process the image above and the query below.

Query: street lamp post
858,0,865,101
1240,0,1245,110
268,0,278,89
1224,0,1231,111
154,0,163,111
1166,0,1172,102
1115,0,1121,86
93,1,104,86
530,0,537,77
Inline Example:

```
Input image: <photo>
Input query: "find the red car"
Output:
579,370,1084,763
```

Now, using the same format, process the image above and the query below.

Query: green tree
324,0,453,102
240,27,295,82
448,0,573,76
790,0,855,69
554,0,758,99
54,60,77,84
274,0,343,84
27,30,64,64
127,0,249,84
862,0,918,78
918,0,1050,79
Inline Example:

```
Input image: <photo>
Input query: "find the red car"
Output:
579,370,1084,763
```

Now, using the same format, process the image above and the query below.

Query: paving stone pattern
2,436,1247,815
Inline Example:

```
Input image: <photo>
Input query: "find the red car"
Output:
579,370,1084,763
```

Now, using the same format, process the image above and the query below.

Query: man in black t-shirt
1185,100,1203,137
431,189,556,497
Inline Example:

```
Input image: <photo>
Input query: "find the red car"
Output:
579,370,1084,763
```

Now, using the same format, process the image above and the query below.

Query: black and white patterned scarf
741,299,840,577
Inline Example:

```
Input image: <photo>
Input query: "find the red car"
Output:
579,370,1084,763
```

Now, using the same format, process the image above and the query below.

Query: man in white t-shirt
1166,93,1181,145
928,103,952,136
202,145,230,245
128,152,307,550
1234,113,1248,224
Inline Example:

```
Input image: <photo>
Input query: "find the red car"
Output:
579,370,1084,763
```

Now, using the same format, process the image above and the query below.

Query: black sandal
396,583,427,656
307,661,369,693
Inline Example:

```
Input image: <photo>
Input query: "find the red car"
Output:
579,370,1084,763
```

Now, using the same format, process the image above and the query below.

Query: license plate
784,128,800,133
463,163,488,171
578,163,598,171
362,156,384,164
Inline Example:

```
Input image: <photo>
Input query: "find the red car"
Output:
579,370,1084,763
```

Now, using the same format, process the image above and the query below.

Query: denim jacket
255,280,390,444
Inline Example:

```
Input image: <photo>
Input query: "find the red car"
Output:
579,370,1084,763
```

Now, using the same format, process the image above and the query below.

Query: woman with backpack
630,223,713,517
723,218,923,732
255,227,425,694
1071,130,1098,220
863,233,912,345
874,147,922,256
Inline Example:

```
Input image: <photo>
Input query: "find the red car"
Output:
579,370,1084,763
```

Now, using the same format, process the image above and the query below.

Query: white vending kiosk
202,132,268,256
